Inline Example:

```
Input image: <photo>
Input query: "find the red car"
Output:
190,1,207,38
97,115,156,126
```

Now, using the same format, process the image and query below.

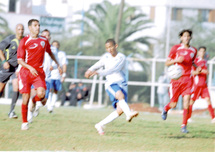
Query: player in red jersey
161,29,197,133
17,19,62,130
188,46,215,123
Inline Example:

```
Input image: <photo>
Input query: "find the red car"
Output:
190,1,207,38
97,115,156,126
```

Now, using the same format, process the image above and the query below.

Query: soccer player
46,40,68,113
17,19,62,130
0,23,24,118
188,46,215,123
85,39,139,135
161,29,197,133
27,29,53,122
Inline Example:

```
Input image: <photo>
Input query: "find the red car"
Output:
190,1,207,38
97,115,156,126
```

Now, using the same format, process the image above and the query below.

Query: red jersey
193,57,208,87
168,44,197,76
17,35,51,69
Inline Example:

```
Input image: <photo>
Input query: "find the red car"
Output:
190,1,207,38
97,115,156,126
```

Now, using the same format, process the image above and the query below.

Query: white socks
98,111,119,126
118,99,131,117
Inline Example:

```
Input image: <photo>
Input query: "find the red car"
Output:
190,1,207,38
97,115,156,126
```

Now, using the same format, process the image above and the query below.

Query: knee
115,91,125,100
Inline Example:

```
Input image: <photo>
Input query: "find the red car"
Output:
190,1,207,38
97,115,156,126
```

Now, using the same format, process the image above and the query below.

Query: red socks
208,104,215,119
187,105,193,120
164,102,171,112
182,109,188,127
21,104,28,123
32,95,41,103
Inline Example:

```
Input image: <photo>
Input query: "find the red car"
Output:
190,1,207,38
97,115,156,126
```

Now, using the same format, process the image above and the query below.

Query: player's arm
85,58,104,78
97,56,125,76
61,52,68,82
0,37,11,69
48,51,63,75
165,46,184,66
18,59,38,76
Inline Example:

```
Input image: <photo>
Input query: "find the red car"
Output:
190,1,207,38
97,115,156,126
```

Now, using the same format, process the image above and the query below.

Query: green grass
0,105,214,152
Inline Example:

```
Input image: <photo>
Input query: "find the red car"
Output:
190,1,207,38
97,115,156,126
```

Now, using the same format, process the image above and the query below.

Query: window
9,0,16,12
171,8,182,21
198,9,209,22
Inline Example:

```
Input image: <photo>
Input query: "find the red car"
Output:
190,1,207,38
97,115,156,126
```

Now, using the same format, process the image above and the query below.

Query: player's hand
29,67,38,77
196,66,202,74
85,70,97,78
58,66,63,75
50,65,53,71
175,56,184,63
3,61,10,70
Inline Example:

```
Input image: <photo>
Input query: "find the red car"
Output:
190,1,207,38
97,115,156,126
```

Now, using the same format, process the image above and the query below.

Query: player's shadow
168,130,215,139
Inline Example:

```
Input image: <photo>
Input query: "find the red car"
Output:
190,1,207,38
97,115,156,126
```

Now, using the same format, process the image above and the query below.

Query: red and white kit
191,57,210,101
17,35,51,93
168,44,197,102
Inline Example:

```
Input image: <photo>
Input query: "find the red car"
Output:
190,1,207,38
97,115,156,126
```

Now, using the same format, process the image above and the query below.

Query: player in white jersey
46,40,68,113
85,39,139,135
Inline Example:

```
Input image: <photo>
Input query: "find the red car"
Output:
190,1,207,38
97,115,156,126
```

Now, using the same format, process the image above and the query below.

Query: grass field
0,104,214,152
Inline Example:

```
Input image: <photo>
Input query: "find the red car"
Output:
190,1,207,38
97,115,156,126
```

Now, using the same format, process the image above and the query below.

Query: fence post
150,58,156,107
74,52,82,79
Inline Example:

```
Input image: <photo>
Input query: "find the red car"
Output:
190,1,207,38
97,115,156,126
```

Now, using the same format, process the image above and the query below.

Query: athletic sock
182,109,188,127
164,102,171,112
118,99,131,117
46,92,52,110
98,111,119,126
22,104,28,123
51,93,58,108
32,95,41,103
187,105,193,120
9,91,19,113
208,104,215,119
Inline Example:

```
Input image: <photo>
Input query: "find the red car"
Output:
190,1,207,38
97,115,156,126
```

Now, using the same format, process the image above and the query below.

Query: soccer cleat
211,118,215,124
8,111,18,119
95,124,104,135
126,111,139,122
181,125,189,133
33,105,40,117
21,123,29,130
161,110,168,120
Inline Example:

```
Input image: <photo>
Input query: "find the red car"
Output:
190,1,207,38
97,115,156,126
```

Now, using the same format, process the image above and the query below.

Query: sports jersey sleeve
97,55,126,76
17,38,26,61
168,45,177,60
88,56,105,72
0,35,13,51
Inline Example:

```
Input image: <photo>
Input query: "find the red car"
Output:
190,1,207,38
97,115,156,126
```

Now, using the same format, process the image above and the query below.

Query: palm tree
0,3,12,40
71,1,153,57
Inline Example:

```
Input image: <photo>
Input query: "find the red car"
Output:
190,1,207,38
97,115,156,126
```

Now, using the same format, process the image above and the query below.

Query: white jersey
50,49,68,80
89,52,127,90
43,52,52,81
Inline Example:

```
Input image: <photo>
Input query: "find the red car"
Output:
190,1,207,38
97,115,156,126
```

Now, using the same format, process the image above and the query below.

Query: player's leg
162,82,180,120
204,97,215,122
0,82,6,97
8,77,19,118
95,105,122,135
49,80,61,112
181,94,190,133
21,93,31,130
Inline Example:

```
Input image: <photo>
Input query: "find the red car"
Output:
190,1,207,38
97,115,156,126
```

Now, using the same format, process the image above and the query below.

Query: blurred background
0,0,215,110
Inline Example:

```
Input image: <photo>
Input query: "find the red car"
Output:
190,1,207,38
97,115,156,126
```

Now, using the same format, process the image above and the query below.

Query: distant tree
0,3,12,41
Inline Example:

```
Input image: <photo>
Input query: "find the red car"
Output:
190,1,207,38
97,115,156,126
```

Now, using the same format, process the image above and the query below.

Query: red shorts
18,67,46,94
169,76,193,102
191,85,210,101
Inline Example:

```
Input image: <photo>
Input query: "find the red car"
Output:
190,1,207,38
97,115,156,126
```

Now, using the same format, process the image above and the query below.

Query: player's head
105,39,118,57
15,23,24,39
179,29,192,45
28,19,40,36
52,40,60,49
41,29,51,41
198,46,206,58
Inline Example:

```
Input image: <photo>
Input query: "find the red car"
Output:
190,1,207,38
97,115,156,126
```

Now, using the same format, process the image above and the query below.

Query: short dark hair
52,40,60,46
28,19,39,27
179,29,192,37
42,29,50,34
198,46,207,51
105,39,116,45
